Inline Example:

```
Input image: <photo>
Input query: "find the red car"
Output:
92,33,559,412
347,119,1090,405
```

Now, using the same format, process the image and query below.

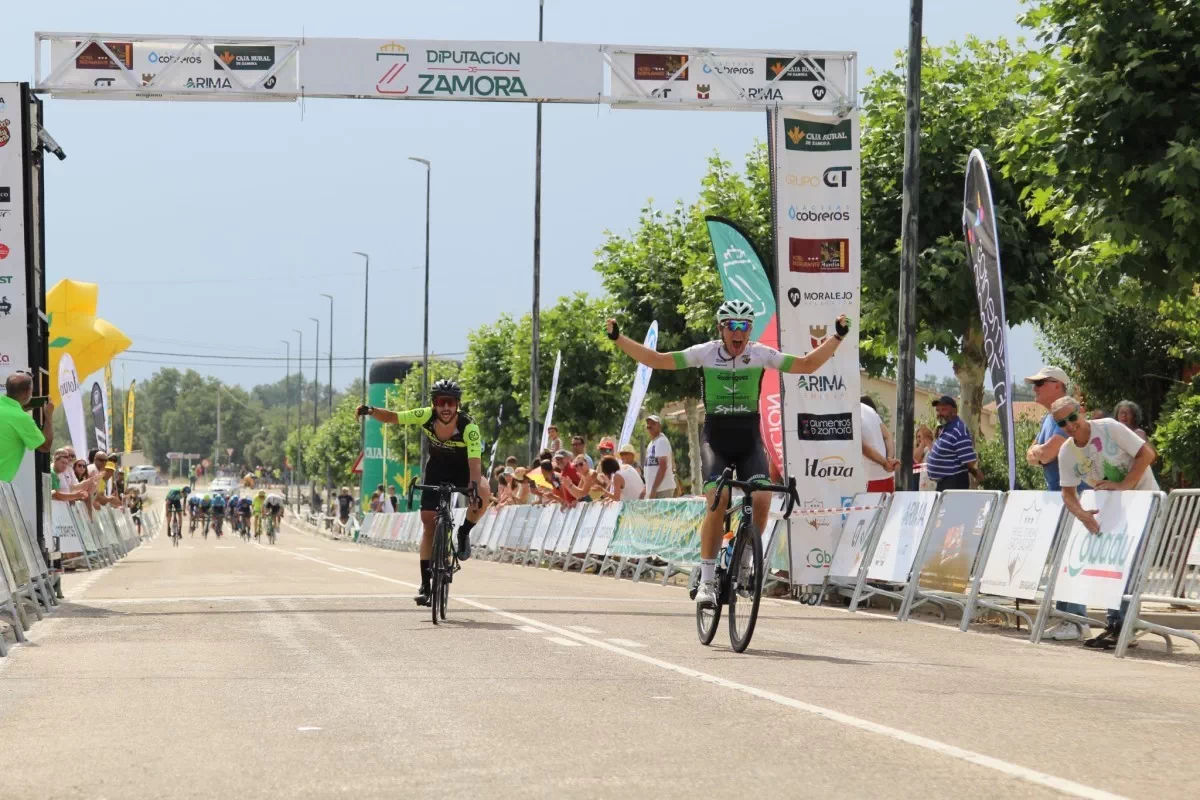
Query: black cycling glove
834,316,851,340
356,405,373,418
607,322,620,341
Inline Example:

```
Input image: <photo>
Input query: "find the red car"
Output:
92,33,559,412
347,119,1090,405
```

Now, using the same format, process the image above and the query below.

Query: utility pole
529,0,545,464
309,316,320,509
408,157,432,468
895,0,924,489
293,327,304,506
280,339,290,495
353,252,370,468
320,293,333,504
215,383,222,471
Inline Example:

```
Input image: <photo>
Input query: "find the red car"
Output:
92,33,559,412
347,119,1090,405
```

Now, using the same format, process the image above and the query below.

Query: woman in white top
598,455,646,502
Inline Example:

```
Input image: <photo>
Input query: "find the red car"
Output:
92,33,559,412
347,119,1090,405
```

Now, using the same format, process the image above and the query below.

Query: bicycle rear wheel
726,519,763,653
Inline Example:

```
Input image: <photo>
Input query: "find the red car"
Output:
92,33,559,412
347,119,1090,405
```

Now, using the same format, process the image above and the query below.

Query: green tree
303,396,365,489
1009,0,1200,302
1153,379,1200,487
860,38,1055,441
459,314,528,460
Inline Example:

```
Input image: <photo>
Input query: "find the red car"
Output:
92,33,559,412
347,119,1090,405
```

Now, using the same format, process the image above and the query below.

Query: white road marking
263,544,1128,800
215,546,234,550
545,636,582,647
652,696,673,700
327,567,346,573
516,625,542,634
84,593,418,604
297,726,322,732
297,547,319,551
567,625,603,634
338,548,359,552
606,638,646,648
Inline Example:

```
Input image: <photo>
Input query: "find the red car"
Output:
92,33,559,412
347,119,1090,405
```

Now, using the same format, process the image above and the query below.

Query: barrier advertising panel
609,499,705,563
827,492,886,580
978,491,1064,600
868,492,936,583
1054,490,1158,610
914,492,997,594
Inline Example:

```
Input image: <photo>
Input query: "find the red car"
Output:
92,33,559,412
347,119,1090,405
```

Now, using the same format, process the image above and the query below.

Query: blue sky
3,0,1041,392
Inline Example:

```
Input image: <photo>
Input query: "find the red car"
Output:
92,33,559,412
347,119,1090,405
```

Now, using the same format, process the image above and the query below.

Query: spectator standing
570,436,594,469
546,425,563,454
387,485,399,512
613,447,647,500
643,414,676,499
489,464,504,496
0,373,54,482
1024,366,1091,641
925,396,984,491
913,424,936,491
1114,400,1148,441
337,486,354,523
860,396,900,493
1053,396,1158,649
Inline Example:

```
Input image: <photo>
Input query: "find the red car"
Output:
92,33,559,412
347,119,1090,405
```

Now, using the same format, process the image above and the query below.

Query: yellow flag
124,380,136,453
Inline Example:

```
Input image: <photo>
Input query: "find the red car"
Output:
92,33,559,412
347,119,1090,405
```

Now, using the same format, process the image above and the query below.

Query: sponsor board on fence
827,492,885,580
609,499,706,564
51,502,85,552
1054,490,1158,610
774,108,862,584
978,492,1065,600
914,492,996,594
868,492,935,584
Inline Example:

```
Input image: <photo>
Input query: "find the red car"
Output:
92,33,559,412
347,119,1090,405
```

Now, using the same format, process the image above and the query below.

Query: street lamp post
353,252,370,465
408,157,432,467
280,339,290,494
309,316,320,510
320,293,334,504
293,327,304,508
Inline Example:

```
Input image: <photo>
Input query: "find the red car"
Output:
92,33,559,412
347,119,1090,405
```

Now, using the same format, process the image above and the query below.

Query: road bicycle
213,512,224,538
692,469,799,653
189,511,198,536
265,513,279,545
170,511,182,547
406,480,477,625
239,513,252,541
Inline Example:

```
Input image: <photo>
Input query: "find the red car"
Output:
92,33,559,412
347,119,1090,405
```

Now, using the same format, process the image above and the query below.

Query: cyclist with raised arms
357,379,490,607
606,300,851,607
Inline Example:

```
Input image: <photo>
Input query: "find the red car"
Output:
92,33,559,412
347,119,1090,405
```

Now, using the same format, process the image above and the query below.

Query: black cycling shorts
700,415,770,491
167,498,182,512
420,459,470,513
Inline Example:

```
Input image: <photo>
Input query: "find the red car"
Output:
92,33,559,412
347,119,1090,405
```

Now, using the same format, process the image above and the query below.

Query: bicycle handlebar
708,468,800,519
406,481,478,510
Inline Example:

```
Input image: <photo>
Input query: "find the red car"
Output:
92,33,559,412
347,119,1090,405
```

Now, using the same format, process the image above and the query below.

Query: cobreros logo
806,548,831,568
1066,523,1133,578
804,456,854,481
147,51,202,64
788,205,851,223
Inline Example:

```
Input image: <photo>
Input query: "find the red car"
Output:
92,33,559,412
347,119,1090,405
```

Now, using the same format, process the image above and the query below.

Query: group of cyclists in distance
163,482,285,544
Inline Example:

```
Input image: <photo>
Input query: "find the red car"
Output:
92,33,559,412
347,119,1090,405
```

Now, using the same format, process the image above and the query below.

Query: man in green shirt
0,372,54,482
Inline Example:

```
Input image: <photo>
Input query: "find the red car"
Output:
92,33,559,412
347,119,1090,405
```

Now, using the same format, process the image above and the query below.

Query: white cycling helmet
717,299,756,323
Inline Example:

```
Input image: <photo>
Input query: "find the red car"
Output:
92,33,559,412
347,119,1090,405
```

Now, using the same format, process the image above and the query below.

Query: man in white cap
1024,365,1090,641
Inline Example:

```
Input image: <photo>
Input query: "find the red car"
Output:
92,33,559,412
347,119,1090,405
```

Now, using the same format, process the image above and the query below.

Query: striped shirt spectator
925,395,984,490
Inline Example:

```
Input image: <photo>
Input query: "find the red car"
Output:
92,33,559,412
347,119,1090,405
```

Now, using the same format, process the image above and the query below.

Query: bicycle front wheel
431,516,448,625
696,589,722,645
727,521,763,653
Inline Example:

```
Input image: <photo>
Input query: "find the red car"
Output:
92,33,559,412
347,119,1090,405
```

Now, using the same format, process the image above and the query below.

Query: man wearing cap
618,444,646,499
569,435,593,469
1024,366,1092,640
597,437,616,460
925,395,984,491
643,414,677,499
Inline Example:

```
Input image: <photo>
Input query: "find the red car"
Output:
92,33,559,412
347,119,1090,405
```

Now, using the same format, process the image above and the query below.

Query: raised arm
605,320,679,370
357,405,432,426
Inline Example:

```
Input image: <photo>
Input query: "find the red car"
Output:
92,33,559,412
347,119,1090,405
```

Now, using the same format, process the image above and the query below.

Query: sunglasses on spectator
721,320,751,332
1054,412,1080,428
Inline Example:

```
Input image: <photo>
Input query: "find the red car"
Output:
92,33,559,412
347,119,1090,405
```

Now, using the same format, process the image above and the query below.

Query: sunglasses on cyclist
722,319,751,332
433,397,458,408
1054,412,1080,428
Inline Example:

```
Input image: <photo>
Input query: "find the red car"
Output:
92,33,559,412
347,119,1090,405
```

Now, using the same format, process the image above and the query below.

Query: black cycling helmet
430,378,462,401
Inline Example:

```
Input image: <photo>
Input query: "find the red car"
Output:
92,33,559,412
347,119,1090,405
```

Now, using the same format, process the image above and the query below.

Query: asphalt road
2,504,1199,799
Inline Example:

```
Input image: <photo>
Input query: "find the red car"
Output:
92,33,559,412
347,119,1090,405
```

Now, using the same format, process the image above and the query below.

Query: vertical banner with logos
704,218,783,475
618,322,658,447
104,365,114,451
773,110,864,584
539,351,562,452
124,379,136,453
58,353,89,457
84,368,108,452
963,149,1016,489
0,84,28,388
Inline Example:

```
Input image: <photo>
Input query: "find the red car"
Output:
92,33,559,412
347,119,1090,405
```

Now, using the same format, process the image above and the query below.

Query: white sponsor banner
51,501,85,553
827,492,885,581
619,321,658,447
83,368,109,452
0,84,28,384
1054,490,1157,610
774,109,863,584
609,51,849,108
539,351,562,452
867,492,935,583
978,491,1065,600
302,39,603,102
58,352,89,457
46,38,299,98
